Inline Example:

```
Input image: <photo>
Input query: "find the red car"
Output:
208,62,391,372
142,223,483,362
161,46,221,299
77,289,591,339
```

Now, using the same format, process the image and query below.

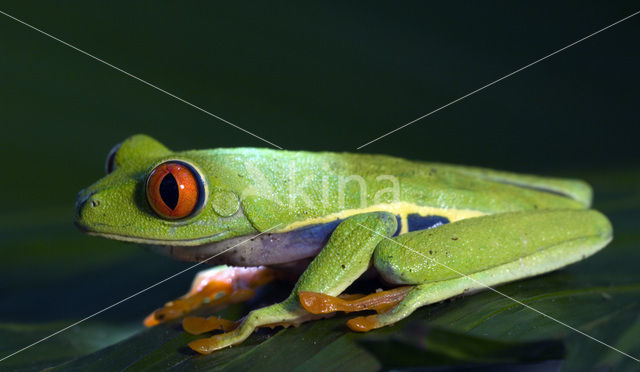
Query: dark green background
1,1,639,370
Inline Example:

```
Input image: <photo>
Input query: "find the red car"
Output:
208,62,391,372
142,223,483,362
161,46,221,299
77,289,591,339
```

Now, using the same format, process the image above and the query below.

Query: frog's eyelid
105,142,122,174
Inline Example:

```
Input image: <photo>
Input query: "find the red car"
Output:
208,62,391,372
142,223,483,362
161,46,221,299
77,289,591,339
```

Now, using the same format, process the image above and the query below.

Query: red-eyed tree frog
75,135,612,354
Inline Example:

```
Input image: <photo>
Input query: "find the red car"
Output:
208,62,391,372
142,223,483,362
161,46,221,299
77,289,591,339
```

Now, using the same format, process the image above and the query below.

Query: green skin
75,134,612,353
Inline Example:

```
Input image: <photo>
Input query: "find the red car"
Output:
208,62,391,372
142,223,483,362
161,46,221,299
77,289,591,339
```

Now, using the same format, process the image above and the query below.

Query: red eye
146,162,204,219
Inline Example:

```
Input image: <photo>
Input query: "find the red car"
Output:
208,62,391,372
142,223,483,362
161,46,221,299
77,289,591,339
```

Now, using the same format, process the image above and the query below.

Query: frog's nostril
75,190,99,217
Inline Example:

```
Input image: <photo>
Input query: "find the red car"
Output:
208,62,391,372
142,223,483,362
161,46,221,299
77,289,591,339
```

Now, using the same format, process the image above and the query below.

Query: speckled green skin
75,135,612,353
76,134,590,244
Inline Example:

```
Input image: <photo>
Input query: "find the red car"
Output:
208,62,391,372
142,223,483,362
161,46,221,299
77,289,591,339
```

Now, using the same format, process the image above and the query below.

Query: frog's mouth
75,219,234,246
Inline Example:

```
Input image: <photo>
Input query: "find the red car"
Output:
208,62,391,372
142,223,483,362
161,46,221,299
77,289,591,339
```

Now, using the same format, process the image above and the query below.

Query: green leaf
0,321,138,372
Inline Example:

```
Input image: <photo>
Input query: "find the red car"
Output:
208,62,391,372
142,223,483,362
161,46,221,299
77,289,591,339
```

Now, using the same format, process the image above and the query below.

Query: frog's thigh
189,212,398,354
355,209,612,331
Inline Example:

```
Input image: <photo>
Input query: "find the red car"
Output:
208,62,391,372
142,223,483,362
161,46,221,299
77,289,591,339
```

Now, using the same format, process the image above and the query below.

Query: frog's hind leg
349,209,612,332
144,265,275,327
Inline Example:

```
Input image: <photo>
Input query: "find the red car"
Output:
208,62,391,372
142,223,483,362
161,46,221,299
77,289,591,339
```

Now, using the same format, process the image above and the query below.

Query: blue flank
406,214,449,233
291,213,450,243
264,213,451,261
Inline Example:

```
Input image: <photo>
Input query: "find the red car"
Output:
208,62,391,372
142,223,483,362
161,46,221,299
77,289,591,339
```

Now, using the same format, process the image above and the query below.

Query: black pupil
159,173,179,210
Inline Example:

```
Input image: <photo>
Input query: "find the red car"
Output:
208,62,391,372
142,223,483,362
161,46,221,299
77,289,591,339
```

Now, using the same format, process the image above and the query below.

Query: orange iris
146,162,201,219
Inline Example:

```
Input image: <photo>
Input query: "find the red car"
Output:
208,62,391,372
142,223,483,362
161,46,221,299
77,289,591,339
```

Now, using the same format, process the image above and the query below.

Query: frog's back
186,147,590,232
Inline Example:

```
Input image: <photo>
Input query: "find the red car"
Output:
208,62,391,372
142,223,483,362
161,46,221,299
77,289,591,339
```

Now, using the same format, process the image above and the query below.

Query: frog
74,134,612,355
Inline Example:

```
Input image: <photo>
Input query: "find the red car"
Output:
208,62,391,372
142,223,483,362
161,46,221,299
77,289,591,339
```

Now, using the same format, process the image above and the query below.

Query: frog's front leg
144,265,275,326
188,212,397,354
350,209,612,331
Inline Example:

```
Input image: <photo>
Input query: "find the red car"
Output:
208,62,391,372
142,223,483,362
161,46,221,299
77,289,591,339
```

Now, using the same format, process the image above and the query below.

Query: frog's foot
144,266,275,326
183,312,327,336
188,306,319,355
299,286,413,315
188,314,326,354
186,291,338,355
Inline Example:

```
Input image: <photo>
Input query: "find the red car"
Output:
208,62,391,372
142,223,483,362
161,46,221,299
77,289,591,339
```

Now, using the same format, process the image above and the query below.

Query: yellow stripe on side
277,202,486,233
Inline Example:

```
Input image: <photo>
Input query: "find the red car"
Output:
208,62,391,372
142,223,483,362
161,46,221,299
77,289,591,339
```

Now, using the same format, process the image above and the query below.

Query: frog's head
75,134,257,246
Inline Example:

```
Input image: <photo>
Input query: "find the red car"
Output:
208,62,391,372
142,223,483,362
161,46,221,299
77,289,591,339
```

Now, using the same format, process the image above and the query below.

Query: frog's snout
74,188,102,231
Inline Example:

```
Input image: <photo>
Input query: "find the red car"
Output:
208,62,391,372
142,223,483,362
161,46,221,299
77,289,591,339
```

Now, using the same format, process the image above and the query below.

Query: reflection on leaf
358,324,564,368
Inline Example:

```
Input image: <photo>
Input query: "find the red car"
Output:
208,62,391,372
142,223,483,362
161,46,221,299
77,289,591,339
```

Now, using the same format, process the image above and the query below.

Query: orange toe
144,313,160,327
299,291,344,314
188,337,217,355
346,315,379,332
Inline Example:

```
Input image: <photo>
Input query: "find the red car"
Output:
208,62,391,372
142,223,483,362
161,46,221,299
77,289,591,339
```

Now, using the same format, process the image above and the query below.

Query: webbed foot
145,266,275,326
299,286,412,315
